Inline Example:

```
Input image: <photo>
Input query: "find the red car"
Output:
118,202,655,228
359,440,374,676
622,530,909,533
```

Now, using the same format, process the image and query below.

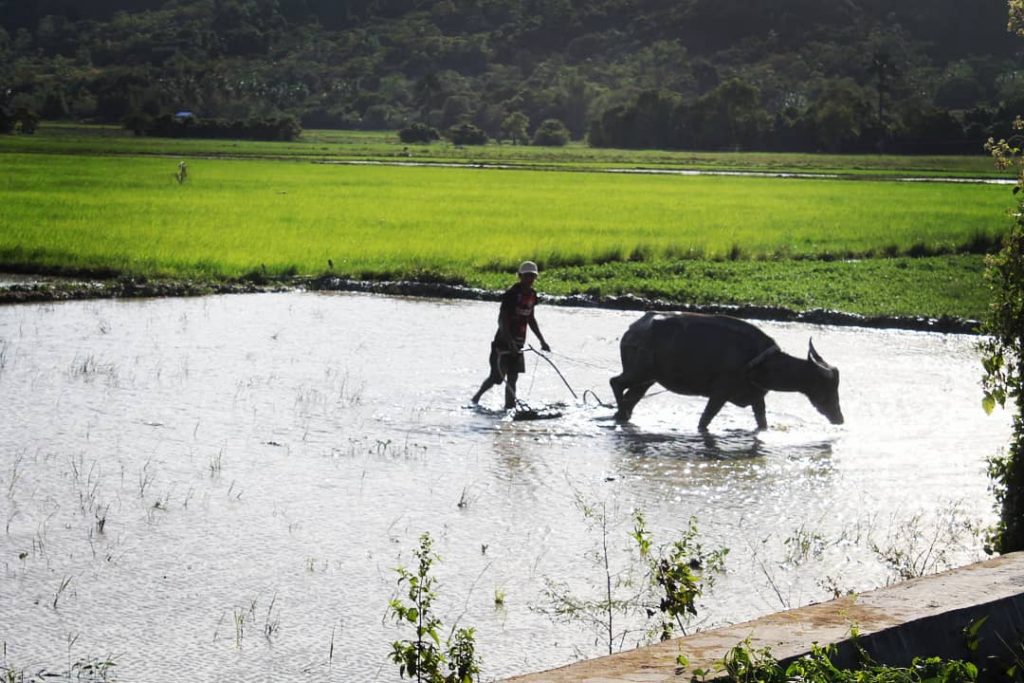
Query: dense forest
2,0,1024,151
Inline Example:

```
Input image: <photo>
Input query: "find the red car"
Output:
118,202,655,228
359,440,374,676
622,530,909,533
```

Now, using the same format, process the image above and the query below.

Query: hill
1,0,1022,151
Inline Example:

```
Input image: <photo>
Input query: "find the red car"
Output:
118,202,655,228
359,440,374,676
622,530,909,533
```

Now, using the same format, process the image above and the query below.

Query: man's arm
528,317,551,352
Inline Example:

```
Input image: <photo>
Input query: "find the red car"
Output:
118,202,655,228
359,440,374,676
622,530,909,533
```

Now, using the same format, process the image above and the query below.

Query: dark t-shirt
495,282,537,347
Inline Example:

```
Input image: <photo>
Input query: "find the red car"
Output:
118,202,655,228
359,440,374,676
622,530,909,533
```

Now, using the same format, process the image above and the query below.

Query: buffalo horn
808,338,830,368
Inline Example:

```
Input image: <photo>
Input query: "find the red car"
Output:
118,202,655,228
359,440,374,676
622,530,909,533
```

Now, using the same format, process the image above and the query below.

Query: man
472,260,551,410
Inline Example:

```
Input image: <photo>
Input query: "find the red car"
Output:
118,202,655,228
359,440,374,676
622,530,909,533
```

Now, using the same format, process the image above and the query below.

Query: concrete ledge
503,552,1024,682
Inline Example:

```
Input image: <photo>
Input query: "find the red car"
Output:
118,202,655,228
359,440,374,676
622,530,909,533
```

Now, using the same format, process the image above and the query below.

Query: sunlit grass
0,131,1014,320
0,153,1012,284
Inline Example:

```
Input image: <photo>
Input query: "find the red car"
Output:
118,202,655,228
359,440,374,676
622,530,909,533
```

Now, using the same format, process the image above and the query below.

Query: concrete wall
504,552,1024,682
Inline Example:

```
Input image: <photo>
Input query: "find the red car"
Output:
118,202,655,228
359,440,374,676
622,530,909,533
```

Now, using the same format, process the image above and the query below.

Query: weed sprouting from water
217,593,282,650
783,523,827,565
734,502,985,607
67,354,118,384
68,454,103,517
137,461,155,499
328,625,336,671
868,500,984,582
52,575,73,609
0,340,9,376
263,592,281,642
95,505,108,534
209,450,223,477
323,367,365,407
233,608,247,648
7,453,23,499
818,574,856,600
2,640,119,683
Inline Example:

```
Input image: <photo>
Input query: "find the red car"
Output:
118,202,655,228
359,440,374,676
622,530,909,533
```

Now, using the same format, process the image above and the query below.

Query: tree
440,94,473,128
811,78,872,153
500,111,529,145
686,78,770,150
980,3,1024,554
531,118,569,146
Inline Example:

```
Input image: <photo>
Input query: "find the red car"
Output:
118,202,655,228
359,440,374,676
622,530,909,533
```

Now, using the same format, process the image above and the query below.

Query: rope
544,349,620,373
582,388,615,408
524,346,578,400
523,346,665,410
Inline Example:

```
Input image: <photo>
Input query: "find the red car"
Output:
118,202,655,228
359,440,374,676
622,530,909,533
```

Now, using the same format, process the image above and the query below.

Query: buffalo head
806,339,844,424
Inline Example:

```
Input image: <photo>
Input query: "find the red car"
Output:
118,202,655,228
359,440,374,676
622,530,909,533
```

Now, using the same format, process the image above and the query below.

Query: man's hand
541,341,551,353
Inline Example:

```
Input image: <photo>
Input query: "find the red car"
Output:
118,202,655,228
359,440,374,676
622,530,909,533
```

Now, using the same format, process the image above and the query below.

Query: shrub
532,118,570,146
446,123,488,146
399,122,441,144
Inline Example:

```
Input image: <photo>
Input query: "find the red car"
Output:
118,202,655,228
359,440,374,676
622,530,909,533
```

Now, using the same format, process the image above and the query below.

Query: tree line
1,0,1022,151
590,81,1018,154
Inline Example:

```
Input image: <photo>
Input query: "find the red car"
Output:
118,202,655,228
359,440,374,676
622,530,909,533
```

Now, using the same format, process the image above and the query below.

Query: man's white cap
518,260,539,275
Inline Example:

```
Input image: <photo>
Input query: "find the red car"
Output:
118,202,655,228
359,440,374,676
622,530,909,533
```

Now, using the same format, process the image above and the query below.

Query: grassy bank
471,256,990,320
0,127,1014,321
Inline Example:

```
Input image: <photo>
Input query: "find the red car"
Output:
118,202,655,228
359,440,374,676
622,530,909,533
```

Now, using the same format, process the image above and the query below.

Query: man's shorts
488,342,525,383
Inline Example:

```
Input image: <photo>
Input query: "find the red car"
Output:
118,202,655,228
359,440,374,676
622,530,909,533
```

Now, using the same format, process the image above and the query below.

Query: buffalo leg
609,373,630,405
613,380,655,421
751,396,768,431
698,396,727,431
609,373,630,417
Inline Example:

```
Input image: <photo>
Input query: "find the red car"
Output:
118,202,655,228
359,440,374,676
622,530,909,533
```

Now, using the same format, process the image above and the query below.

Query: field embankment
0,127,1014,324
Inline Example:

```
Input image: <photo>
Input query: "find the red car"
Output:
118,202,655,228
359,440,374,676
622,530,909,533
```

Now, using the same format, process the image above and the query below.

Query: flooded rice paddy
0,292,1011,681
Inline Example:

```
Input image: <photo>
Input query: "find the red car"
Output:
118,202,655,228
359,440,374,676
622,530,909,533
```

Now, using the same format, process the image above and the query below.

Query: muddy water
0,292,1010,681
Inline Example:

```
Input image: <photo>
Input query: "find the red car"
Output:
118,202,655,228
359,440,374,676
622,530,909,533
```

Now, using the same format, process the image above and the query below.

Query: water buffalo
610,312,844,431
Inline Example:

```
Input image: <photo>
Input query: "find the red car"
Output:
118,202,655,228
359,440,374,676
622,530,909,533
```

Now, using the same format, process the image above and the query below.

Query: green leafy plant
983,116,1024,554
534,498,726,654
691,636,982,683
632,512,728,642
387,532,480,683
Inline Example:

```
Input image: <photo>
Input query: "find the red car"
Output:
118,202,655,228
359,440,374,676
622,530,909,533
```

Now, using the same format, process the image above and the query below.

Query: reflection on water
608,424,826,460
0,292,1011,682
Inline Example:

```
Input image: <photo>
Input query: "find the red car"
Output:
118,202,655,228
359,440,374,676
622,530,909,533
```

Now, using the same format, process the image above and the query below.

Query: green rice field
0,124,1013,178
0,126,1017,320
